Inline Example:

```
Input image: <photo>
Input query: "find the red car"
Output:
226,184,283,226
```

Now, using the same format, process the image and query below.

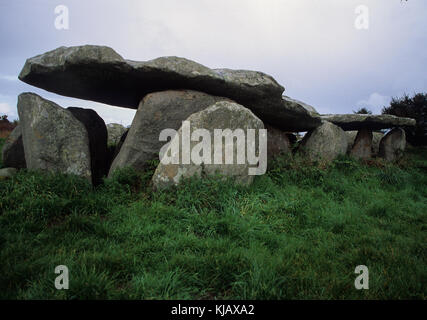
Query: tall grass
0,145,426,299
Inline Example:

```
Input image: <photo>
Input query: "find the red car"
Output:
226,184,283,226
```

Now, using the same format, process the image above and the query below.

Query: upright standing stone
265,124,292,161
297,121,347,162
152,101,265,189
379,128,406,162
345,131,358,153
372,132,384,156
112,129,129,160
350,128,373,160
17,93,92,181
107,129,129,171
67,107,108,185
109,90,231,176
1,125,26,168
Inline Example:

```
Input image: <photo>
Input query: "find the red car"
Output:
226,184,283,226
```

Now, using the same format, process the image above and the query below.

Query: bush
382,93,427,146
353,107,372,114
0,115,17,139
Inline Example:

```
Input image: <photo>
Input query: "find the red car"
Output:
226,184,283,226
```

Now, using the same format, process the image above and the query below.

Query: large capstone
297,121,348,162
320,114,416,131
19,45,321,132
379,128,406,162
109,90,231,176
152,101,265,189
17,93,92,181
67,107,108,185
1,125,26,169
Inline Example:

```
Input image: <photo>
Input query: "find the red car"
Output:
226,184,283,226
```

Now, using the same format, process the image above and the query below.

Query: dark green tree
382,93,427,146
353,107,372,115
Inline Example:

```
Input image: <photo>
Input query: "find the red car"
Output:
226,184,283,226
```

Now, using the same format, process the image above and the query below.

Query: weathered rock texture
265,124,292,161
109,90,231,176
345,131,358,153
107,123,127,146
372,132,384,156
346,130,384,156
379,128,406,162
321,114,416,131
107,129,129,175
350,128,373,160
17,93,92,181
113,129,129,159
298,121,347,162
1,125,26,168
19,45,321,131
283,95,318,114
152,101,265,189
67,107,108,185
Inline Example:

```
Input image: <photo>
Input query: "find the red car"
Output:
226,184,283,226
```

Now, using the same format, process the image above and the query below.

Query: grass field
0,137,426,299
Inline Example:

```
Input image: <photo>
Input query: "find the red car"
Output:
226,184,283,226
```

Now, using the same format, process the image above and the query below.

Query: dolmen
0,45,416,187
320,114,415,161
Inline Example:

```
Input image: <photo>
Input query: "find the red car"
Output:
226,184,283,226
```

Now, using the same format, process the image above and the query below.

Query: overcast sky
0,0,426,125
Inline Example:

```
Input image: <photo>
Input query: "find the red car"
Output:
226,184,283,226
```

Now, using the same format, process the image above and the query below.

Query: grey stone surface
113,129,129,160
152,101,265,189
259,96,321,131
379,128,406,162
321,114,416,131
265,124,292,161
17,93,92,181
67,107,108,185
1,125,26,169
346,130,384,156
297,121,348,162
109,90,231,176
107,129,129,174
19,45,321,131
350,128,373,160
345,131,358,153
282,95,318,114
372,132,384,156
